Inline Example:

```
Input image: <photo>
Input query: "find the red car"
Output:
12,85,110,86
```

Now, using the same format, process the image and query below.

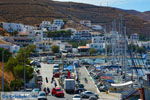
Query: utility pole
24,58,26,91
2,50,4,91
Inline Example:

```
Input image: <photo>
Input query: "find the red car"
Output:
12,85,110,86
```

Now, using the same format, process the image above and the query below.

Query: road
40,63,74,100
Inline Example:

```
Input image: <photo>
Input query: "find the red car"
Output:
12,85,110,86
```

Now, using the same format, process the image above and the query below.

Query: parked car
81,91,98,99
89,96,98,100
31,88,40,97
53,64,59,69
75,88,87,94
37,91,47,100
75,84,84,89
37,75,42,82
72,94,81,100
53,72,61,78
51,87,64,97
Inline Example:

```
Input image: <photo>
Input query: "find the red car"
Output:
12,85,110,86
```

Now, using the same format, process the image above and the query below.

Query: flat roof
78,46,89,49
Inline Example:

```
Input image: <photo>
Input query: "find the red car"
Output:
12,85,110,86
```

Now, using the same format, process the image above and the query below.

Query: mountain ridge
0,0,149,36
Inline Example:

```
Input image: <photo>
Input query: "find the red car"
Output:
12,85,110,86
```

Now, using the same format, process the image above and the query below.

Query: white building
40,21,51,28
35,40,51,52
92,25,103,30
31,30,44,42
87,36,106,51
59,42,72,52
80,20,91,27
53,19,64,27
47,24,61,31
130,33,139,42
1,22,36,33
72,30,91,40
92,36,105,43
2,22,25,32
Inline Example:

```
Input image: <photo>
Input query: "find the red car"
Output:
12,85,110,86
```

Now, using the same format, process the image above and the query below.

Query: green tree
5,57,18,72
47,30,72,37
0,48,12,62
51,45,60,53
89,48,97,55
10,79,23,91
13,65,33,82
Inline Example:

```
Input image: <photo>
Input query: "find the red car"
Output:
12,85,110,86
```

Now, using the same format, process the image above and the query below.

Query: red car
51,87,64,97
53,72,60,78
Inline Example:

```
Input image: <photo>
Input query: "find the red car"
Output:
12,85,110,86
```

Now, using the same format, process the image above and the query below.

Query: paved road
40,63,74,100
78,66,121,100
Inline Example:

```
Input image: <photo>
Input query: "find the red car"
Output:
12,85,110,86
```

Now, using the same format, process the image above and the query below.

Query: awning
101,76,112,80
111,81,133,87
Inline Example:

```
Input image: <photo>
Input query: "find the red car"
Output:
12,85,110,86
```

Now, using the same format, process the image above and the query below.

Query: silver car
38,91,47,100
81,91,98,99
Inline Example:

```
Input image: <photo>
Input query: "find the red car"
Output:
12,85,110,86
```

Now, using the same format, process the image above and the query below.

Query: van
64,79,75,93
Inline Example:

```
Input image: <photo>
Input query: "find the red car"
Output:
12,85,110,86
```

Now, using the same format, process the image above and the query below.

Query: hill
0,62,15,89
0,0,149,36
125,10,150,22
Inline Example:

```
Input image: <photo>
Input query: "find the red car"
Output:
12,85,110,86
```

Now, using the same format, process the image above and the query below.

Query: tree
89,48,97,55
47,30,72,37
10,79,23,91
0,48,12,62
51,45,60,53
5,57,18,72
13,65,33,82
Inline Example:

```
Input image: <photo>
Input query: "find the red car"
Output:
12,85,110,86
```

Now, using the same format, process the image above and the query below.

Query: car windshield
39,93,46,96
74,95,80,98
56,89,62,91
86,92,93,94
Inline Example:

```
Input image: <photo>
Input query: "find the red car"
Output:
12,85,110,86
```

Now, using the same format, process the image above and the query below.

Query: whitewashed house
47,24,61,31
1,22,36,33
2,22,24,32
87,36,106,51
31,30,44,42
92,25,103,30
130,33,139,42
40,21,51,28
59,42,72,52
53,19,64,27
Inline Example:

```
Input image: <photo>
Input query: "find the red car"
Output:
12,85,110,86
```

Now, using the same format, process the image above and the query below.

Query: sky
52,0,150,12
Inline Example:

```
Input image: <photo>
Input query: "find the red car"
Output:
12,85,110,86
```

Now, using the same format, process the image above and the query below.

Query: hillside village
0,19,149,55
0,18,150,100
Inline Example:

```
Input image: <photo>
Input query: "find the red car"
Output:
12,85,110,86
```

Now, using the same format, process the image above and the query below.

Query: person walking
46,77,48,83
51,77,54,83
54,81,57,87
47,87,50,94
43,87,47,93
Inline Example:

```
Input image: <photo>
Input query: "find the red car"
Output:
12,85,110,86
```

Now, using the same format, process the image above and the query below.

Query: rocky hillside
125,10,150,22
0,0,149,36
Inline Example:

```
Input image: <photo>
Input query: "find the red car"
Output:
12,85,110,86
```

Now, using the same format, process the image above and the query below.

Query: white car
81,91,98,99
72,94,81,100
31,88,40,97
37,91,47,100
